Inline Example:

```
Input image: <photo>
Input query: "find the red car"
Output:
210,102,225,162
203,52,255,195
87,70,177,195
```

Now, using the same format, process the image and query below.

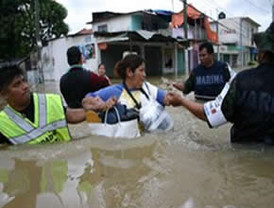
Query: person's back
60,66,97,108
60,46,109,108
227,63,274,141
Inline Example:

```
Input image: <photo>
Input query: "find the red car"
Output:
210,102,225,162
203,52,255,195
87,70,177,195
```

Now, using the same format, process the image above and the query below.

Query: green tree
0,0,69,60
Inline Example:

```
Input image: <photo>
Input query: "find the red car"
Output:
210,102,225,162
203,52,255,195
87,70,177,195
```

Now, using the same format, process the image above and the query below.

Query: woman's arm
82,96,117,112
82,96,105,111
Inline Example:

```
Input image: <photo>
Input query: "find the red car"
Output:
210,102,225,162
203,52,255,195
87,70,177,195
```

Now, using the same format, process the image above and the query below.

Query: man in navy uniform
168,22,274,144
172,42,231,101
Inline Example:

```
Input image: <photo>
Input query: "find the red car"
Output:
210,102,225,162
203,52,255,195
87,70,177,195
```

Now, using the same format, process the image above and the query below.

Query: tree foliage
0,0,69,60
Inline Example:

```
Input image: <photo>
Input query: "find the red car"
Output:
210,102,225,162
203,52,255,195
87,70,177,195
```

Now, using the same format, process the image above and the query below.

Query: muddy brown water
0,77,273,208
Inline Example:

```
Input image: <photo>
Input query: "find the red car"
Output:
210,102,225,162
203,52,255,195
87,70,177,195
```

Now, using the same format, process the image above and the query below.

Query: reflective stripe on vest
38,93,47,127
3,107,34,132
3,94,67,144
8,120,67,144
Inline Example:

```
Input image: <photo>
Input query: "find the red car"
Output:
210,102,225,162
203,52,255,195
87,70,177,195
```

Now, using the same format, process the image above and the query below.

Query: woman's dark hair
199,42,214,54
98,63,104,69
0,63,24,91
67,46,81,66
114,54,144,80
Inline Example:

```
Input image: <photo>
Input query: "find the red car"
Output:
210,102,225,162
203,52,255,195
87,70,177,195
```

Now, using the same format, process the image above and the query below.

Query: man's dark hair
0,63,24,91
67,46,82,66
261,51,274,64
199,42,214,54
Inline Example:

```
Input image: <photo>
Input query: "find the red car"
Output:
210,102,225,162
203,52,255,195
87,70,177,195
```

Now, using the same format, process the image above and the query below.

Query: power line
203,0,248,30
178,0,261,40
184,0,249,37
199,0,256,36
243,0,270,13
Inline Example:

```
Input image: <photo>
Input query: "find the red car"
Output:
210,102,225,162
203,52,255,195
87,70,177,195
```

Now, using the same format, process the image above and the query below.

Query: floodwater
0,77,274,208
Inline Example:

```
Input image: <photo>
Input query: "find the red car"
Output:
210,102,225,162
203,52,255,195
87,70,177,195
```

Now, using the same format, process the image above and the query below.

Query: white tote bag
88,107,141,139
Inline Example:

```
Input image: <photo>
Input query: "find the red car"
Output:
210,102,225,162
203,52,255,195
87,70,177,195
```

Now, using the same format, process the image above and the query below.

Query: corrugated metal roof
94,30,177,42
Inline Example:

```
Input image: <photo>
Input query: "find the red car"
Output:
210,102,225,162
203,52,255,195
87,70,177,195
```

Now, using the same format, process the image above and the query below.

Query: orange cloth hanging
204,17,218,44
171,4,201,28
171,4,218,44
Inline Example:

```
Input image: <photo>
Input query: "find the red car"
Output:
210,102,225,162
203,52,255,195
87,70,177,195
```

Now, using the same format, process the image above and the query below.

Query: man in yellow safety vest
0,63,86,145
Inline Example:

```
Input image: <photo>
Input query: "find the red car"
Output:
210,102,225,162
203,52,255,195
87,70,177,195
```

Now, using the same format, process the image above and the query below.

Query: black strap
143,82,151,98
123,82,150,109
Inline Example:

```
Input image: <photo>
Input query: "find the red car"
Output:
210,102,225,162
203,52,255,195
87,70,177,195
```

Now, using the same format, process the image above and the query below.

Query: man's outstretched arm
167,92,206,121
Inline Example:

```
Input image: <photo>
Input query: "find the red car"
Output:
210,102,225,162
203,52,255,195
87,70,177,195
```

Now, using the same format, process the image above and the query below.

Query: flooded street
0,79,274,208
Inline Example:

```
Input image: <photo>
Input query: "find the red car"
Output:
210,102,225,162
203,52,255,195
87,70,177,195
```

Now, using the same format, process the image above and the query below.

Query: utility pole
171,0,174,12
239,18,244,69
183,0,188,40
216,26,220,60
180,0,189,75
216,10,220,61
272,1,274,22
34,0,44,83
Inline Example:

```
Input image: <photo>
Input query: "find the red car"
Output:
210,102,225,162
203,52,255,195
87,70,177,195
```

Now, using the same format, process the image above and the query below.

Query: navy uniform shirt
183,61,231,101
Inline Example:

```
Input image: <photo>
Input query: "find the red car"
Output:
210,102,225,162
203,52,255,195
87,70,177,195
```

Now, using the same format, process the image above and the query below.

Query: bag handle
104,106,121,124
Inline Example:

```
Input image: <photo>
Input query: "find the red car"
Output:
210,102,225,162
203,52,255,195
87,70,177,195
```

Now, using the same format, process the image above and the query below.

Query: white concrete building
41,29,100,81
211,17,260,67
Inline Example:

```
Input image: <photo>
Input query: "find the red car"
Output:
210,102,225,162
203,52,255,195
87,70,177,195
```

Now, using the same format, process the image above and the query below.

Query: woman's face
98,65,106,76
126,62,146,88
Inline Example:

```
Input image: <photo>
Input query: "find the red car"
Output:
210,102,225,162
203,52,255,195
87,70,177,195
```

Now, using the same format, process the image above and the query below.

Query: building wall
241,19,259,47
213,17,259,67
218,17,258,47
93,16,132,32
131,14,143,30
218,23,239,44
93,13,170,33
41,35,99,81
172,25,206,40
42,38,67,81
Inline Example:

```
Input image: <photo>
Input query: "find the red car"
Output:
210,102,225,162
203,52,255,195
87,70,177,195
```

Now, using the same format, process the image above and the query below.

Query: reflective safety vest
0,93,71,144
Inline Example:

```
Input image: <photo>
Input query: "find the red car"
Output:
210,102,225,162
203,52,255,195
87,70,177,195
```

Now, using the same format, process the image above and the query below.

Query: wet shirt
183,61,231,101
204,64,274,143
60,66,109,108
